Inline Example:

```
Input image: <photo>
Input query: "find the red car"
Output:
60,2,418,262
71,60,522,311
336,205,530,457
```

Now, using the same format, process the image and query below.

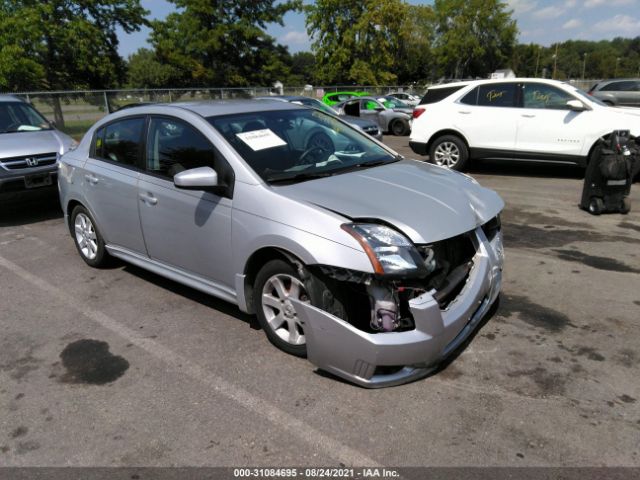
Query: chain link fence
6,85,420,139
6,81,598,139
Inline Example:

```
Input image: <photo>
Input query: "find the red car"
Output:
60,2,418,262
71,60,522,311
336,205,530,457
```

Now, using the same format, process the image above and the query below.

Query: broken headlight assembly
341,223,427,278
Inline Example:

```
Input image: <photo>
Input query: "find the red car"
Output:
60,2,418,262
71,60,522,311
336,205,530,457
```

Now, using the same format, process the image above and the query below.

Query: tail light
412,108,425,119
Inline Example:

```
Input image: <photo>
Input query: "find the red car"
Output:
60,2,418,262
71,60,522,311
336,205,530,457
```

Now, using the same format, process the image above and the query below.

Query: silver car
59,101,504,388
0,95,76,197
588,79,640,107
333,96,412,136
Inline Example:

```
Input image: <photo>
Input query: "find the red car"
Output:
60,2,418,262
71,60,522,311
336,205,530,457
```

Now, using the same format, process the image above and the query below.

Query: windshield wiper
266,170,337,184
334,157,400,174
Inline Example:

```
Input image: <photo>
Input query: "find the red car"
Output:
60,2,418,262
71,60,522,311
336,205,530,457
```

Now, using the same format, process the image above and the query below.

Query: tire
429,135,469,171
253,259,348,357
621,197,631,214
588,197,604,215
390,119,409,136
603,100,614,106
70,205,109,267
307,132,335,153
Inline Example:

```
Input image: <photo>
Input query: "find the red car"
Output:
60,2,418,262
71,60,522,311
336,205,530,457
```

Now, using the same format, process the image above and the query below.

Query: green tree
433,0,517,79
289,51,316,84
150,0,300,88
126,48,178,89
306,0,408,85
0,0,148,125
396,4,437,83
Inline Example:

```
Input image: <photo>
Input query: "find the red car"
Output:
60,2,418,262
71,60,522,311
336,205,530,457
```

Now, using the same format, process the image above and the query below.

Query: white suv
409,78,640,171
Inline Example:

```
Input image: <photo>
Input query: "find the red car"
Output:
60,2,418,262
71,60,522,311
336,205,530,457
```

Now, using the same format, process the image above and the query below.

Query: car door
82,117,147,254
515,82,591,159
137,116,234,287
456,82,519,155
360,99,386,131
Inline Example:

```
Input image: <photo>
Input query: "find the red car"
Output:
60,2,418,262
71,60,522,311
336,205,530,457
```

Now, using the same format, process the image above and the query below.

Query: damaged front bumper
292,226,503,388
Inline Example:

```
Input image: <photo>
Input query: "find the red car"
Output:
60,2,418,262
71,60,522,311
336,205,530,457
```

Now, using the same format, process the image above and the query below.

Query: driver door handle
84,174,99,185
458,110,471,114
521,114,536,118
139,192,158,205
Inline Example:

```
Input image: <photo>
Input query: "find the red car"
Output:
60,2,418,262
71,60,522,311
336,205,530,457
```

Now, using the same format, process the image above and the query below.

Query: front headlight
341,223,425,276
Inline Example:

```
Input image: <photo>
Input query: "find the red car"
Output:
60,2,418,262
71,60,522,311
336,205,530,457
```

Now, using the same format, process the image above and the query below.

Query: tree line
1,0,639,94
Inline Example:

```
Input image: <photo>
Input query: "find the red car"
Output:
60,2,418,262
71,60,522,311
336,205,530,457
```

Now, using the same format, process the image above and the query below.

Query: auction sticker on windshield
236,129,287,151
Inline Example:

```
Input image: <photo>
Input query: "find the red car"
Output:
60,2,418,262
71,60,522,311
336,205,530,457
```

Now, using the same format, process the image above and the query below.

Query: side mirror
48,120,57,129
567,100,587,111
173,166,219,190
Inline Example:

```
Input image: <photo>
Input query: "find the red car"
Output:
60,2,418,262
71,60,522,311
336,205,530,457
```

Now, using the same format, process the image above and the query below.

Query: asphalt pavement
0,138,639,468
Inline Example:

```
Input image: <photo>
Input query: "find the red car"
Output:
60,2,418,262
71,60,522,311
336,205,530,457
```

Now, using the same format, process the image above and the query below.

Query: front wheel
71,205,109,267
429,135,469,171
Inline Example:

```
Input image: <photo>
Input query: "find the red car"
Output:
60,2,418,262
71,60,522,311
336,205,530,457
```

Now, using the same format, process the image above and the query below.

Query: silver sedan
333,96,413,136
58,101,504,388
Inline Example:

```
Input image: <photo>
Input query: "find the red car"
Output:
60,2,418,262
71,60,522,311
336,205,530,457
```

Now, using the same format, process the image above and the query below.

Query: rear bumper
293,227,503,388
409,140,428,156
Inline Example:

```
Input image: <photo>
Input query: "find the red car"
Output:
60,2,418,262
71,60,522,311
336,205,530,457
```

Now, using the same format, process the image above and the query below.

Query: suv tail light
413,108,425,119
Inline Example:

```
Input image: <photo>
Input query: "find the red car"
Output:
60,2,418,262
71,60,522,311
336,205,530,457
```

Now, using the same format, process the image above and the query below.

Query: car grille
0,152,57,170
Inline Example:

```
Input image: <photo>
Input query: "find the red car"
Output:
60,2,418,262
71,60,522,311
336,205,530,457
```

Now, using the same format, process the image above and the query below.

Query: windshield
207,108,398,184
571,87,608,107
381,97,410,109
0,102,51,133
291,98,337,116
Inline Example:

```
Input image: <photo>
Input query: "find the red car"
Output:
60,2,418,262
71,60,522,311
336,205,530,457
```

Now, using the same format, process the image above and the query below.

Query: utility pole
582,52,588,80
534,47,540,77
615,57,621,77
552,43,559,80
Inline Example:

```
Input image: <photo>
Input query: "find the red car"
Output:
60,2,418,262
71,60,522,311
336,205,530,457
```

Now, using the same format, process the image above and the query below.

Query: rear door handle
521,114,536,118
458,110,471,114
84,174,99,185
139,192,158,205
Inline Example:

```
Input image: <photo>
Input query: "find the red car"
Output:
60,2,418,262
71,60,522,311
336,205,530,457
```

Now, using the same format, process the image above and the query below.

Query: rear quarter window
420,86,464,105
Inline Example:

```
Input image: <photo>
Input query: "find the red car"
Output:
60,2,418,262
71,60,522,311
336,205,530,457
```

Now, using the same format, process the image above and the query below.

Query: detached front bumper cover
292,226,503,388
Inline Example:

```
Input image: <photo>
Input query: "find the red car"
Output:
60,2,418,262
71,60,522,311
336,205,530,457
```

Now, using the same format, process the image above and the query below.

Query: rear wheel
390,119,409,136
588,197,604,215
429,135,469,171
71,205,109,267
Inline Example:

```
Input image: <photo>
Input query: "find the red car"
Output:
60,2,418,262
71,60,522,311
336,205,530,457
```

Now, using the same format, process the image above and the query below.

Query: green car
322,91,369,106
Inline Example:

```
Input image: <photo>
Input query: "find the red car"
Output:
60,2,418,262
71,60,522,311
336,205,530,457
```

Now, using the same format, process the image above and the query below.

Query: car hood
0,129,74,159
277,160,504,244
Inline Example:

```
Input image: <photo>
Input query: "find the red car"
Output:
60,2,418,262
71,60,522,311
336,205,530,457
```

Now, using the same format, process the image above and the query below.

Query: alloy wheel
74,213,98,260
261,274,309,346
433,141,460,168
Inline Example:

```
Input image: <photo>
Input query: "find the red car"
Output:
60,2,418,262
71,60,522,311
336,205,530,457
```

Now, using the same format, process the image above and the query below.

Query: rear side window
420,86,464,105
94,117,145,166
460,87,479,105
600,81,638,92
477,84,517,107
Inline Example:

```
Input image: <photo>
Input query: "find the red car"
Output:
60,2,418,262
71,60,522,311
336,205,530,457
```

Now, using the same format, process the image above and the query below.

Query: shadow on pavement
0,189,63,227
121,263,259,328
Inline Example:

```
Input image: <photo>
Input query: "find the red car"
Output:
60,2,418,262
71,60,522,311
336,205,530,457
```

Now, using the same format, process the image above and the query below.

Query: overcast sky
116,0,640,58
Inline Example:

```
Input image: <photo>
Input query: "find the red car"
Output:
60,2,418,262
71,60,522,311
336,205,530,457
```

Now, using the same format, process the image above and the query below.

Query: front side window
0,102,51,133
477,83,517,107
363,99,383,110
146,117,216,178
522,83,574,110
96,117,144,166
208,109,397,184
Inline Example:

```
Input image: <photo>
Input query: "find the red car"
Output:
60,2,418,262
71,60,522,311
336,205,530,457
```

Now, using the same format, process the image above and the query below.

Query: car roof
116,99,303,117
426,78,577,90
255,95,314,102
0,94,24,103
